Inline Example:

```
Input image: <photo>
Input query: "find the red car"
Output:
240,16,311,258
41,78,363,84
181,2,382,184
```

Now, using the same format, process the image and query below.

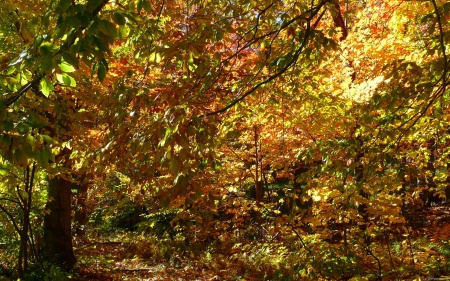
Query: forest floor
70,203,450,280
73,241,243,281
72,237,258,281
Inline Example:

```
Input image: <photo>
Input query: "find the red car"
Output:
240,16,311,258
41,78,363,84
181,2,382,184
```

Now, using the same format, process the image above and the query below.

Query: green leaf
26,113,48,129
44,145,55,163
63,74,76,86
149,52,162,63
56,73,76,87
27,135,36,147
18,189,29,200
41,56,55,72
39,78,54,97
93,36,109,52
98,20,116,38
98,31,115,44
6,66,16,75
22,141,33,158
66,15,81,28
0,167,9,176
421,13,435,24
59,0,72,11
142,0,152,12
137,0,144,12
86,0,103,12
35,148,49,167
42,135,57,145
14,149,28,166
0,135,11,148
77,11,92,27
97,62,107,82
112,12,126,25
1,121,14,132
56,73,64,85
39,42,59,56
119,25,130,38
59,61,76,73
16,123,29,135
62,52,79,67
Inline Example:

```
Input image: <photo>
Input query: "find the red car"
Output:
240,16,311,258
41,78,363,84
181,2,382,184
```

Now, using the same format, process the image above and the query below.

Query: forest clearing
1,0,450,280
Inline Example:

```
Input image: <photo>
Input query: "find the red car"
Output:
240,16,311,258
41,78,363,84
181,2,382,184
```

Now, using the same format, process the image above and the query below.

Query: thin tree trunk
254,126,263,203
18,166,31,277
27,163,38,261
446,128,450,201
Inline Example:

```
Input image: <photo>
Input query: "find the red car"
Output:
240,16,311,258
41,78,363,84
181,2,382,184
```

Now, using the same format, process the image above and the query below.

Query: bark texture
43,176,76,270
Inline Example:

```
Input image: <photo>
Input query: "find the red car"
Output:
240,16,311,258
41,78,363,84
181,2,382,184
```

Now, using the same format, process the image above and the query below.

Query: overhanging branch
199,0,329,118
2,0,109,108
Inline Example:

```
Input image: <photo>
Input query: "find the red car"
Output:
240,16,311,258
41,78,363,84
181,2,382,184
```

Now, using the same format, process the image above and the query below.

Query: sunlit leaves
39,42,58,56
149,52,162,64
56,73,76,86
39,78,53,97
59,60,76,73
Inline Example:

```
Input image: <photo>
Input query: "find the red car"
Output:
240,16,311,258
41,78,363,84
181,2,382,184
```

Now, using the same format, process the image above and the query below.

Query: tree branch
431,0,448,91
2,0,110,108
0,204,21,235
331,0,348,41
200,1,329,118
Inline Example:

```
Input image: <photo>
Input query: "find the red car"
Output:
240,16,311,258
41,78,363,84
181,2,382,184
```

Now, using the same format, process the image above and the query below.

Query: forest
0,0,450,280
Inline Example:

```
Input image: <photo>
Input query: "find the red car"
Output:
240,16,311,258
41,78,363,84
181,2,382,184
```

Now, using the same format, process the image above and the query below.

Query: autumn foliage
1,0,450,280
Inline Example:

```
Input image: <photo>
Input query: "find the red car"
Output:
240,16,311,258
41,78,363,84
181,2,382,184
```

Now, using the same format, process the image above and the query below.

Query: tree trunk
446,128,450,201
420,138,437,205
43,176,76,270
74,179,89,241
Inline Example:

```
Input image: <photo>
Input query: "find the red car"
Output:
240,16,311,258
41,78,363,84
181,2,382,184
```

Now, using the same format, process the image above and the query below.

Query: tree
1,0,112,272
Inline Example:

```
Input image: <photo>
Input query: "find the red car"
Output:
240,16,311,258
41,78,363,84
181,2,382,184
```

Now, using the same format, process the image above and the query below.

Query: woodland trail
73,240,255,281
74,242,213,281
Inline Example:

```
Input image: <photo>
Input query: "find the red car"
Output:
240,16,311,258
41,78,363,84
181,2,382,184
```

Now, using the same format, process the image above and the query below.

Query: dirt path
72,241,243,281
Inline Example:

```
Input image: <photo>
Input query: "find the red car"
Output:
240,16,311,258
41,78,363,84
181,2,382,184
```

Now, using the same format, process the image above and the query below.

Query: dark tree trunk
43,176,76,270
446,128,450,201
255,180,264,203
74,180,89,241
